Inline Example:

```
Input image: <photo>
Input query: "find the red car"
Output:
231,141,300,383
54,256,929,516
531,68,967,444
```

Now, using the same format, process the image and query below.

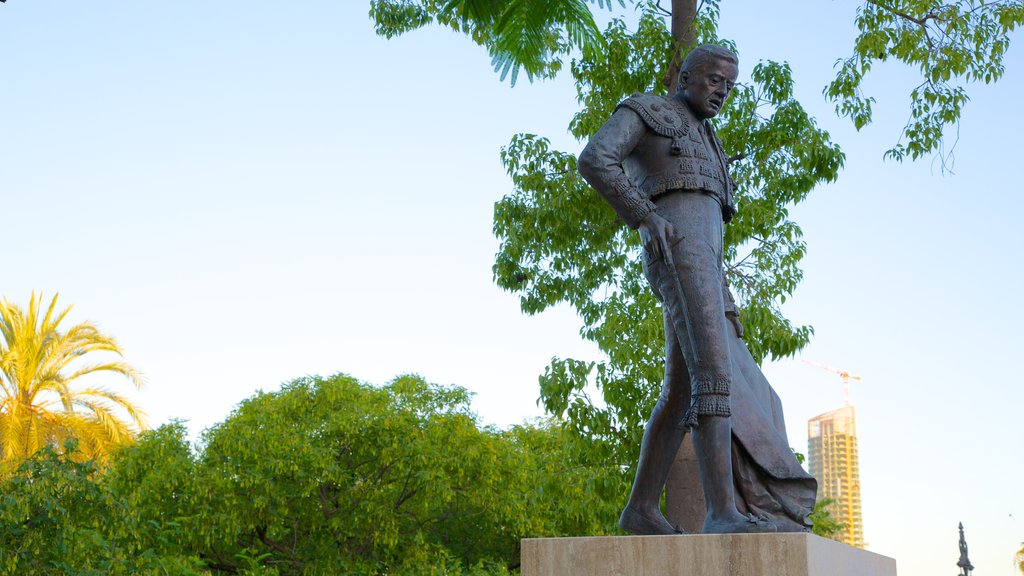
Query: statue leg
619,310,690,535
677,272,774,533
673,256,768,531
693,415,775,533
654,194,775,535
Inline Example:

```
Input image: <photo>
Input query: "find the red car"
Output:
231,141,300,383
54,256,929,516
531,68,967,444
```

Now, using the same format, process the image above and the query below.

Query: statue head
677,44,739,120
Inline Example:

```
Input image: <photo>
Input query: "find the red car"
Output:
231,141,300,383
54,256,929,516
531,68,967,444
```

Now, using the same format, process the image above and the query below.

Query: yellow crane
802,360,862,405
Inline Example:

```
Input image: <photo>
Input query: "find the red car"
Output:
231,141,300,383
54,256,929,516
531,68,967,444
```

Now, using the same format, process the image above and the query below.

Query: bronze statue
578,44,816,535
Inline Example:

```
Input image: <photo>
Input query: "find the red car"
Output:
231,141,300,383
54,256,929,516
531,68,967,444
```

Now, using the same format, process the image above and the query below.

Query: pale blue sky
2,2,1022,575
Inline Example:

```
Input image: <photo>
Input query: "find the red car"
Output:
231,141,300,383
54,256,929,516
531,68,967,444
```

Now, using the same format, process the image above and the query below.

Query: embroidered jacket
578,93,736,229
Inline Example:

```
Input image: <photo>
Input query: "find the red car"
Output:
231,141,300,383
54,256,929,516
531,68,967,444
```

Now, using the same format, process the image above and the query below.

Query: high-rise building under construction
807,405,864,548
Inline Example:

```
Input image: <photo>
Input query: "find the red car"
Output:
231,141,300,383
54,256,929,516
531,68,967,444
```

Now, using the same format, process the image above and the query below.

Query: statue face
680,58,738,120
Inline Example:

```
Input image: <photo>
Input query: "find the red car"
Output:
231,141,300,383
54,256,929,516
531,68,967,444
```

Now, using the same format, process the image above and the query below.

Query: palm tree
0,292,145,471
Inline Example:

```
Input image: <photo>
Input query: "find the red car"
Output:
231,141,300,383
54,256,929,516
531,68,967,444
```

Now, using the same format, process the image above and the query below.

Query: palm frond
73,387,147,429
64,361,144,390
0,292,145,469
440,0,504,26
442,0,608,86
0,409,28,460
71,398,137,444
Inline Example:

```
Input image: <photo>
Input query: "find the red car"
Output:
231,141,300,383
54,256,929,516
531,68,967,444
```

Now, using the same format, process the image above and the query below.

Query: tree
102,422,212,574
180,373,615,574
370,0,1023,527
0,293,145,472
0,440,206,576
189,373,527,574
1016,541,1024,575
0,373,615,575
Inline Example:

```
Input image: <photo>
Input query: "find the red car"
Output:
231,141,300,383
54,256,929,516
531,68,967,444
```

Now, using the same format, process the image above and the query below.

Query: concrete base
521,533,896,576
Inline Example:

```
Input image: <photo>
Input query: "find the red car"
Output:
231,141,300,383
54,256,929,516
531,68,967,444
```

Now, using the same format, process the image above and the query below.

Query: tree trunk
663,0,698,91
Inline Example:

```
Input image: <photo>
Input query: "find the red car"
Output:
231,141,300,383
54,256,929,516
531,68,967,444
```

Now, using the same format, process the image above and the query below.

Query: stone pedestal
521,533,896,576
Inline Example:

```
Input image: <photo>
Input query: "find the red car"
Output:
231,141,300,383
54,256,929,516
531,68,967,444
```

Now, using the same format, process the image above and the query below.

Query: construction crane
802,360,862,405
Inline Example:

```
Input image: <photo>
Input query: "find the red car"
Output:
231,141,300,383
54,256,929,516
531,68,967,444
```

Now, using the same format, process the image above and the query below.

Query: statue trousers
641,190,733,427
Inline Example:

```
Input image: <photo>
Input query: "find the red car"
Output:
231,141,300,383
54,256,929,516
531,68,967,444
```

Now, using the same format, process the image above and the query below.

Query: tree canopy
1,373,619,575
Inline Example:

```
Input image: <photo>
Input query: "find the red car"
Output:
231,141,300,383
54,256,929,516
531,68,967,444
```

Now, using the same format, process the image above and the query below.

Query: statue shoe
618,506,684,535
702,513,778,534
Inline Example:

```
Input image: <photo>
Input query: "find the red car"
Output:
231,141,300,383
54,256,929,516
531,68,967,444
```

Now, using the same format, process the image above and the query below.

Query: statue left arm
577,107,657,230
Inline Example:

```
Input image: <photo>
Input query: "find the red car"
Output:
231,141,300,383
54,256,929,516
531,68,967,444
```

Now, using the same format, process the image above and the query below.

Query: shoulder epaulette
616,93,691,139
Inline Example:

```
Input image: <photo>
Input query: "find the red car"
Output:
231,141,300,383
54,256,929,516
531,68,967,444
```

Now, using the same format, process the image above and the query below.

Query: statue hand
638,212,675,261
727,312,744,338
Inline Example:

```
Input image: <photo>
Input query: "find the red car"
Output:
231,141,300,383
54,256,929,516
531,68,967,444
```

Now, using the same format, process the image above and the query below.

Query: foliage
102,422,210,572
0,440,205,576
186,373,614,574
1016,541,1024,575
370,0,615,85
372,0,1024,162
0,293,145,473
787,453,845,539
826,0,1024,162
808,497,846,540
0,373,614,575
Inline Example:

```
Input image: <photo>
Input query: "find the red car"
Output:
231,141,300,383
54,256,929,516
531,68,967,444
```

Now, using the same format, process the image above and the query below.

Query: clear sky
2,2,1022,575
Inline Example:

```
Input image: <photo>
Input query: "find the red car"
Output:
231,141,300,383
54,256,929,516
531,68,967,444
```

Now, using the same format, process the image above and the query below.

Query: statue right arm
577,107,657,230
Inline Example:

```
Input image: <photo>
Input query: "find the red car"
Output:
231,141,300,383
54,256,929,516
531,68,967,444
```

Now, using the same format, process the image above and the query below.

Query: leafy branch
828,0,1024,165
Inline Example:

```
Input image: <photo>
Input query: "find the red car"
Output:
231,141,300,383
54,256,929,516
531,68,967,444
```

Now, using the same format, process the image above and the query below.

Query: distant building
807,405,864,548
